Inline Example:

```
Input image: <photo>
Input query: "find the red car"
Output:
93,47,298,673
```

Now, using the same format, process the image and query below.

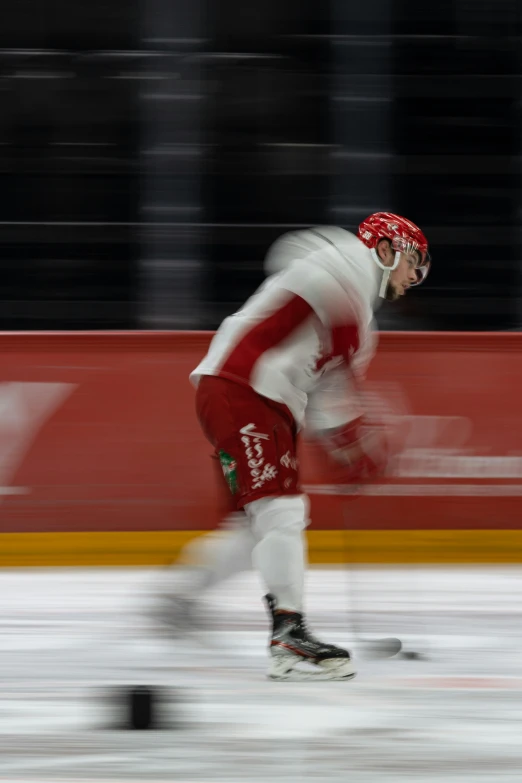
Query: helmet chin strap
379,268,391,298
370,249,401,299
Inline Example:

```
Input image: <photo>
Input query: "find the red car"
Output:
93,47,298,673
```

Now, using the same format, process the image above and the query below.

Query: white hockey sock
173,512,256,597
246,495,310,613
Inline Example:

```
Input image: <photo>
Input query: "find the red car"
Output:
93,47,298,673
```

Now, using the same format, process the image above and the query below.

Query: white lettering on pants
239,422,278,491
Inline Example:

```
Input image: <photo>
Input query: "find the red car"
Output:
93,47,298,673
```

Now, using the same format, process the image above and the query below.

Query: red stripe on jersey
219,293,315,384
331,323,360,363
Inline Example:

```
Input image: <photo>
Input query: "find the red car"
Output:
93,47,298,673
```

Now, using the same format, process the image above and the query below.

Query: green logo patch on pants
219,450,239,495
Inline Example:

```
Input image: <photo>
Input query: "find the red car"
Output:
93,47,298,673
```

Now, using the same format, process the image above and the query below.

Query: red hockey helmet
358,212,431,288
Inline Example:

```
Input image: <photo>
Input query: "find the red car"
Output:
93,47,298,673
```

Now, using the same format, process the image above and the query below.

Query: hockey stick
342,493,402,659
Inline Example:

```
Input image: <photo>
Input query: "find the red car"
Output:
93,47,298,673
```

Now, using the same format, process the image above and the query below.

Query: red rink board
0,331,521,542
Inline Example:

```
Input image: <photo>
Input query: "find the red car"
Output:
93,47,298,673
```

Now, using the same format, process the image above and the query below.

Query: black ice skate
264,594,356,681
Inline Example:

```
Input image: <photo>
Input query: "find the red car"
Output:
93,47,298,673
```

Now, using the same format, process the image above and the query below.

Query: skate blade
268,657,356,682
269,669,357,682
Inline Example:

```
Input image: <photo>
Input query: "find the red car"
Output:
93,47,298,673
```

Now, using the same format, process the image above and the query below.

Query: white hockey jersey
190,227,382,431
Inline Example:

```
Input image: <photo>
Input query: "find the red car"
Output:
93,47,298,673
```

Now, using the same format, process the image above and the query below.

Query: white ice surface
0,566,522,782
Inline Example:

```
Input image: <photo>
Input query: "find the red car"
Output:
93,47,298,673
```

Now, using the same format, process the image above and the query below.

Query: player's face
385,253,419,302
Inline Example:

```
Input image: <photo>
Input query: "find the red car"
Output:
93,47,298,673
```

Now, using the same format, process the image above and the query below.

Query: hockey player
162,213,430,680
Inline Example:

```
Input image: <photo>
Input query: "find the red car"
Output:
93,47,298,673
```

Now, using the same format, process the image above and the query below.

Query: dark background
0,0,520,331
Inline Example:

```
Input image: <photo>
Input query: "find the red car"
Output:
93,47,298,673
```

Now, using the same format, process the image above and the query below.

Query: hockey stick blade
358,636,402,660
